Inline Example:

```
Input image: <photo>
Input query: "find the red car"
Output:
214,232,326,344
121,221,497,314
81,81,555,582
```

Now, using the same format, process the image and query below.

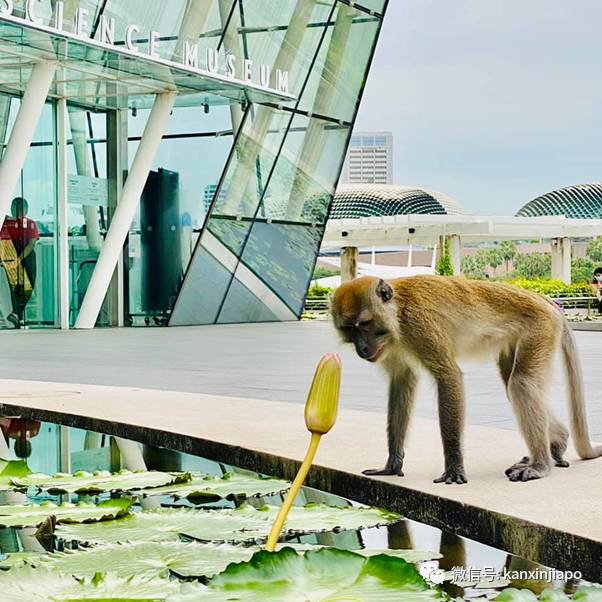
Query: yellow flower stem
265,432,322,552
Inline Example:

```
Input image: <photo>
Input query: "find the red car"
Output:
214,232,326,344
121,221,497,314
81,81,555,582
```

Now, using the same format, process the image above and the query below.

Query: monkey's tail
561,321,602,459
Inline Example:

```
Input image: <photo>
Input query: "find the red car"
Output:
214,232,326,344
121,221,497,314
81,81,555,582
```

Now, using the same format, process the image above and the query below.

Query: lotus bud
304,353,341,435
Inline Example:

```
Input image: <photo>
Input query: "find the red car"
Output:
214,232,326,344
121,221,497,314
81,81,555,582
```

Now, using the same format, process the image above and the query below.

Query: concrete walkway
0,378,600,581
1,322,601,438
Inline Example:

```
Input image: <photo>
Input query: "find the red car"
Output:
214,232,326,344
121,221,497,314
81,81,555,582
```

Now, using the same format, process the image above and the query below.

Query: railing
303,298,329,317
302,295,600,319
551,296,598,311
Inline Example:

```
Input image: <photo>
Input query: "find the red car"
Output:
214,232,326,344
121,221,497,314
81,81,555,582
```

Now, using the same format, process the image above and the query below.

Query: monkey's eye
358,319,372,328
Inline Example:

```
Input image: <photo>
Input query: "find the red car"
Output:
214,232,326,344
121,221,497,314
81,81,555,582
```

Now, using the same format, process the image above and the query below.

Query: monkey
331,274,602,484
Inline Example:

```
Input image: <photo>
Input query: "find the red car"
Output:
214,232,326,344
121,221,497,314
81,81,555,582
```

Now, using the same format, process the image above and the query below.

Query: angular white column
75,92,177,329
551,237,571,285
446,234,462,275
341,246,358,282
57,98,70,329
0,62,56,224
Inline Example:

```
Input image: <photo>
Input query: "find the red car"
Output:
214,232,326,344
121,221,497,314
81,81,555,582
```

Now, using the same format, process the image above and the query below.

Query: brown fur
331,275,602,483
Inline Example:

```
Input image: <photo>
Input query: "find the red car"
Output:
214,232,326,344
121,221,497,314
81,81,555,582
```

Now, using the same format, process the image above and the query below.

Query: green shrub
506,278,592,298
306,284,334,299
571,257,595,285
436,240,454,276
513,252,551,280
312,266,340,280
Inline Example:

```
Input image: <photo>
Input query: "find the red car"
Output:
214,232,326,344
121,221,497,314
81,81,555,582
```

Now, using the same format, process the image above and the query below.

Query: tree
571,257,594,284
586,237,602,263
486,248,503,275
474,249,490,272
436,239,454,276
498,240,517,272
514,252,552,280
461,255,485,279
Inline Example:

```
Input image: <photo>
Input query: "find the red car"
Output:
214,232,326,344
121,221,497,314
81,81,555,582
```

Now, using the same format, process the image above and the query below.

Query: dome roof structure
517,183,602,219
330,184,465,219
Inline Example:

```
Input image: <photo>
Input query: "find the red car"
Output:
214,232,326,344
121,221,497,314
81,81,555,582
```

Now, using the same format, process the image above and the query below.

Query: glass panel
211,106,292,222
235,222,324,315
168,245,235,326
217,278,278,324
238,0,335,98
67,107,111,327
353,0,387,14
299,4,381,122
170,1,387,327
126,105,235,325
0,98,56,329
258,114,350,224
169,104,291,325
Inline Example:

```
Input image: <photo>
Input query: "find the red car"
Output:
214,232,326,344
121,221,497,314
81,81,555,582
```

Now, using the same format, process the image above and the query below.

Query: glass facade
0,0,387,329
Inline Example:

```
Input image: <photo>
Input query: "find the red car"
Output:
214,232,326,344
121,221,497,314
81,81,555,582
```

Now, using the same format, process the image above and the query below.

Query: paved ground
1,322,601,439
1,379,600,579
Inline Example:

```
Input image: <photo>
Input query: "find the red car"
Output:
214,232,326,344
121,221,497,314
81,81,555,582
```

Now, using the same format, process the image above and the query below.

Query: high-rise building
341,132,393,185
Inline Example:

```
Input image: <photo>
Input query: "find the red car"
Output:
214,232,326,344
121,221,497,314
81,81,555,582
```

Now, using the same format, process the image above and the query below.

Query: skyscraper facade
341,131,393,185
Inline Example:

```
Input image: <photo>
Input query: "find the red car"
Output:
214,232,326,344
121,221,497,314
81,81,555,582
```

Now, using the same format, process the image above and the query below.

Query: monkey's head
331,276,398,363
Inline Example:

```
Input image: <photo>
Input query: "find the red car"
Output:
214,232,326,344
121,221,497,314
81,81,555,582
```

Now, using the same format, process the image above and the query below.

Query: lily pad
496,589,602,602
29,541,257,579
134,471,290,502
0,568,189,601
11,469,191,494
0,552,46,569
57,503,400,545
0,498,131,528
0,461,31,490
358,548,443,563
169,547,443,601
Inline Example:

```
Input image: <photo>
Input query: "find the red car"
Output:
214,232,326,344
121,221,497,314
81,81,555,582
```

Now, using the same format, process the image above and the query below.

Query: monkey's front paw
434,467,467,485
506,464,549,482
362,466,404,477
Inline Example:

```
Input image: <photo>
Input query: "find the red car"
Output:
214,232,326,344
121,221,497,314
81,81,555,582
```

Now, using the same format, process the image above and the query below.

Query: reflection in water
0,419,592,596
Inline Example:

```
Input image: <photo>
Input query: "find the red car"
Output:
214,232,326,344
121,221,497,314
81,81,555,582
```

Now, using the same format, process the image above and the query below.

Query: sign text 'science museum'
0,0,290,94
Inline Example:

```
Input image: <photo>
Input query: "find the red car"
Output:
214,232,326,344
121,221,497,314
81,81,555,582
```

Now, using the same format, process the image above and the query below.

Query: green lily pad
134,472,290,502
0,552,46,569
495,589,602,602
574,588,602,601
169,547,443,601
357,548,443,563
11,469,191,494
57,503,400,545
0,498,131,528
0,461,31,490
29,541,257,579
0,568,190,601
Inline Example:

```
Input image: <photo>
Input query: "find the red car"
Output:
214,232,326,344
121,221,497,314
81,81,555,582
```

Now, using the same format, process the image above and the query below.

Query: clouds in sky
356,1,602,214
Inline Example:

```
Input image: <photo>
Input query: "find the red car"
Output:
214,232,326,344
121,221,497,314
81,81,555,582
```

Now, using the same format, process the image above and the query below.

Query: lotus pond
0,420,598,601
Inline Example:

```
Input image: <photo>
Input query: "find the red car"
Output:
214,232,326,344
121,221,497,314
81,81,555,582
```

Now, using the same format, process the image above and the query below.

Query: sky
354,0,602,215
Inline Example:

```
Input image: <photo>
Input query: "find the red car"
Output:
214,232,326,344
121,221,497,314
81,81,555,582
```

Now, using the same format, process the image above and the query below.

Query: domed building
516,183,602,219
330,184,465,219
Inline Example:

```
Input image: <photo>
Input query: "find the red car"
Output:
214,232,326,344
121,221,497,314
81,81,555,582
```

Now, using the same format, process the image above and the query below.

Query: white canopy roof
323,214,602,248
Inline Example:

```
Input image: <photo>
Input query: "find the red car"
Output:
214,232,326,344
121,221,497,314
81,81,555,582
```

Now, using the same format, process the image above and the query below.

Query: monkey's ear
376,279,393,302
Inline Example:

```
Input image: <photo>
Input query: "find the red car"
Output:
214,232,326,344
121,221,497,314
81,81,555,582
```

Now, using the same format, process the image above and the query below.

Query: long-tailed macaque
331,275,602,484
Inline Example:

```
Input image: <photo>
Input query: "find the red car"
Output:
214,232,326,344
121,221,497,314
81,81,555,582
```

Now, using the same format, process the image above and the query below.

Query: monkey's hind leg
505,421,569,474
504,340,554,482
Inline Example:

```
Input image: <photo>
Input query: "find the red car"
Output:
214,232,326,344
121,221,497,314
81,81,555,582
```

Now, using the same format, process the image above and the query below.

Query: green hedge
506,278,593,298
306,284,334,299
306,279,593,300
